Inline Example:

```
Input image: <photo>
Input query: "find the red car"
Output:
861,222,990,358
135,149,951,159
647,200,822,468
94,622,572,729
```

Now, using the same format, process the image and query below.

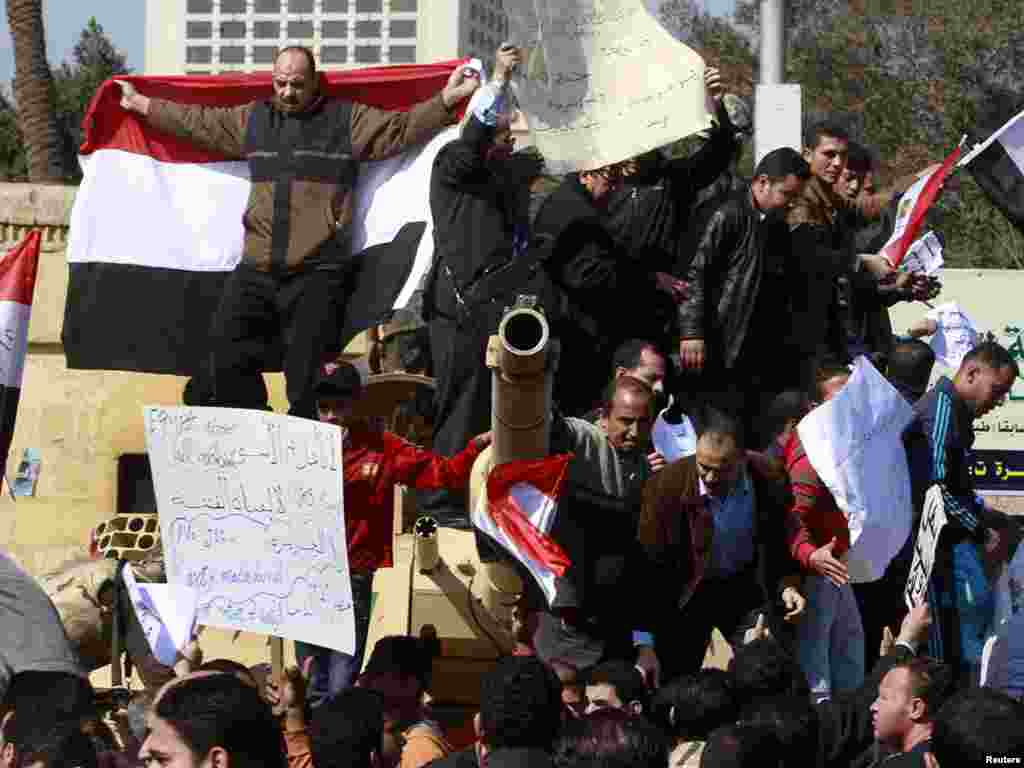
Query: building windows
288,0,315,11
321,45,348,63
253,46,278,64
220,0,246,12
355,0,383,12
186,0,213,12
390,20,415,37
391,0,417,10
186,46,213,64
219,46,246,64
288,21,314,38
322,0,349,11
322,20,348,37
389,45,415,63
355,45,380,63
356,20,381,37
187,21,213,38
254,21,280,38
220,21,246,38
255,0,282,11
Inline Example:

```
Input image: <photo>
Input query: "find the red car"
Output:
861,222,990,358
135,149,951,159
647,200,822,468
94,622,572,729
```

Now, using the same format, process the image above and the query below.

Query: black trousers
420,303,505,528
653,570,765,682
207,264,350,419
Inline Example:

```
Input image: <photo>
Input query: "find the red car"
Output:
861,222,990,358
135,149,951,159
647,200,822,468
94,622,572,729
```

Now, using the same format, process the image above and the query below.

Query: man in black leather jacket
677,148,811,439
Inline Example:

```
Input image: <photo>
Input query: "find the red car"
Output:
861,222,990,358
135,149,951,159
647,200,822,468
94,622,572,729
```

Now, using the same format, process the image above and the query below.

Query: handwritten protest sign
144,407,354,654
506,0,710,174
797,357,915,583
926,301,979,370
904,485,948,608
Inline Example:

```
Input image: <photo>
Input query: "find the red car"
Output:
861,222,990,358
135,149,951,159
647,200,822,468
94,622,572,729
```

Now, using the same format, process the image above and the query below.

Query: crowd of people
3,39,1024,768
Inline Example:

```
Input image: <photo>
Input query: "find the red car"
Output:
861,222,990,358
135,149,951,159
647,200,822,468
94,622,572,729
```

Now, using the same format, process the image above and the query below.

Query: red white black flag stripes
961,109,1024,235
63,62,464,376
882,146,962,269
0,230,41,480
473,454,573,605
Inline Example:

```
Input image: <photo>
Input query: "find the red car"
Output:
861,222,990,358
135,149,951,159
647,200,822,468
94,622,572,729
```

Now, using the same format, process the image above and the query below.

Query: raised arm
386,431,491,490
117,80,251,159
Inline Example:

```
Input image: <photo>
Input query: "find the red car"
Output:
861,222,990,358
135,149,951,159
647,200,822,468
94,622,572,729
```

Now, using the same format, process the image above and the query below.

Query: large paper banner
506,0,711,174
904,485,948,609
797,357,915,583
144,407,354,654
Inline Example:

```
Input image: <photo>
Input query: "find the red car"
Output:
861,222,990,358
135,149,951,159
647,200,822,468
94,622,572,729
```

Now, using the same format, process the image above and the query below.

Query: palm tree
6,0,62,180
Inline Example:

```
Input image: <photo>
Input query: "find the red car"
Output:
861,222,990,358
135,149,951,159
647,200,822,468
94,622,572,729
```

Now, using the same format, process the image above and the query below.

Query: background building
145,0,508,75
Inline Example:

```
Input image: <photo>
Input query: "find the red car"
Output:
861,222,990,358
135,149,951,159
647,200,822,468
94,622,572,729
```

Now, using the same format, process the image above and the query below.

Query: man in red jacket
298,361,492,706
783,362,864,703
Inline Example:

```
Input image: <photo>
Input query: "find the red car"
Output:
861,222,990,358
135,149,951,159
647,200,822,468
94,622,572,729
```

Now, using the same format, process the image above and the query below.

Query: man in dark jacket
903,342,1017,679
533,161,684,417
117,47,478,418
633,410,805,685
601,68,736,276
676,147,810,434
422,44,554,528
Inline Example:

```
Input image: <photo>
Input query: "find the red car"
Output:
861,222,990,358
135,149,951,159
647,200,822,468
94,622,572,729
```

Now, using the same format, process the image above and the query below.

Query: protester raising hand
809,536,850,587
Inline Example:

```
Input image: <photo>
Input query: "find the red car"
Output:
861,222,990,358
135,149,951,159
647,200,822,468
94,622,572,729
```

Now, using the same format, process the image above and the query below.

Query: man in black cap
296,361,492,706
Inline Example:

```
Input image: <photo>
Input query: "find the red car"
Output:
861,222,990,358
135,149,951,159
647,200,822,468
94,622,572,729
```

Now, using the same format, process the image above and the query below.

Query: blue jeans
294,571,374,707
796,574,865,703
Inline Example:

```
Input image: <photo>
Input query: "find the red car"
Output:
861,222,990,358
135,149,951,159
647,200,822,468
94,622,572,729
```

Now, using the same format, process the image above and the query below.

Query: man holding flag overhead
116,47,480,418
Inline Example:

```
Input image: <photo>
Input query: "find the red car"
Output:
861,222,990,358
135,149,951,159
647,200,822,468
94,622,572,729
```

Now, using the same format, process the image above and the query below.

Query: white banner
506,0,711,174
144,407,353,654
904,485,948,608
797,356,915,583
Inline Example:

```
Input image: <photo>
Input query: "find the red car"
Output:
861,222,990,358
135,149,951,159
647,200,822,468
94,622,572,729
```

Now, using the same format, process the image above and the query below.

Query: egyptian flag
882,146,961,269
962,109,1024,235
0,230,41,482
472,454,573,605
63,61,467,376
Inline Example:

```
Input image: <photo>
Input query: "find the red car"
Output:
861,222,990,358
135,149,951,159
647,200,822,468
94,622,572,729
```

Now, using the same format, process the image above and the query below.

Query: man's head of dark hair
844,142,873,174
887,340,935,403
14,723,96,768
729,639,808,701
197,659,258,688
803,119,851,151
699,723,786,768
154,672,285,768
361,636,431,692
931,688,1024,765
612,339,659,375
1,673,94,730
740,695,819,760
479,656,562,751
554,709,668,768
310,689,385,768
961,340,1020,378
888,658,954,722
584,661,647,714
752,148,811,183
761,390,811,448
697,406,745,453
650,669,737,742
813,361,851,402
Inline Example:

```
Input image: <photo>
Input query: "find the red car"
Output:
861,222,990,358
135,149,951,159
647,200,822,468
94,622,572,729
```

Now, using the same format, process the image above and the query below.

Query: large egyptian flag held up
960,108,1024,235
63,62,466,376
0,230,41,480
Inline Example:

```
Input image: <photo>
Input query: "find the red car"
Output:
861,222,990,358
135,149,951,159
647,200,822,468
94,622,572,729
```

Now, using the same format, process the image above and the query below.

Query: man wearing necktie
633,410,805,686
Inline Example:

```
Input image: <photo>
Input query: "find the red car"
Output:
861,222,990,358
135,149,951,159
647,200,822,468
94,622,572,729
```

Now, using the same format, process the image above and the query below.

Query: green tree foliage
0,17,129,181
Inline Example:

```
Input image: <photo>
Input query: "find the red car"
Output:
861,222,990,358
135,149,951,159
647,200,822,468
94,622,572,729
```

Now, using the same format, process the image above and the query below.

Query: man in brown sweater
117,46,478,418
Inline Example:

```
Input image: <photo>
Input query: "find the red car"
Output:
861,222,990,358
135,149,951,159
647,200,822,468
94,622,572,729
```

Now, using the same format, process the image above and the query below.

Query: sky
0,0,145,92
0,0,736,92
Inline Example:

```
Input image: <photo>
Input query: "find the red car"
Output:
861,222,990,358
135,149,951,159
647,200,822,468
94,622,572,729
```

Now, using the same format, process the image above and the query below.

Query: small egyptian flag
0,230,41,486
472,453,573,605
